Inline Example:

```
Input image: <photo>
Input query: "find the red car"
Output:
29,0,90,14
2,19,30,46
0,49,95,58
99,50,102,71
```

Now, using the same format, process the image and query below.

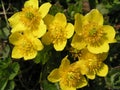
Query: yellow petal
8,12,20,28
86,72,96,79
103,25,116,43
9,32,23,45
87,42,109,54
59,56,70,71
32,20,46,38
24,50,37,60
41,32,52,45
54,40,67,51
76,60,87,75
43,14,54,25
71,34,86,50
48,69,61,83
32,39,44,51
97,63,108,77
39,2,51,18
54,13,67,27
65,23,74,38
24,0,38,9
74,13,84,35
11,23,26,33
60,81,76,90
85,9,103,25
77,76,88,88
12,46,23,59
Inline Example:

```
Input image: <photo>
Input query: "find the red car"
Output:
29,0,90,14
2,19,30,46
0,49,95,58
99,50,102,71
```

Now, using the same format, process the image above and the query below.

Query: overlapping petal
39,2,52,18
85,9,103,25
24,0,38,9
71,34,86,50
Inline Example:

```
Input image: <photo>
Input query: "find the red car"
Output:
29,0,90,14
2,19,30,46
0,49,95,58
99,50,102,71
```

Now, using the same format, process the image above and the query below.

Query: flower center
20,7,41,29
49,22,67,44
86,59,102,73
63,68,84,87
25,12,34,20
19,35,35,56
82,23,107,47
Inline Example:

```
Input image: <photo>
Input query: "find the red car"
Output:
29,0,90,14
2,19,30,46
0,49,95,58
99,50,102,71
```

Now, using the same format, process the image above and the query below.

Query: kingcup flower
8,0,51,38
71,9,116,54
48,56,87,90
42,13,74,51
76,49,108,79
9,31,43,60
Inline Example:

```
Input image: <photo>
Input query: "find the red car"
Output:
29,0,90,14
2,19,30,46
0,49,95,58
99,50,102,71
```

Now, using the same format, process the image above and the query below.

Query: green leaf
0,78,8,90
42,80,59,90
34,45,52,64
8,62,20,80
105,67,120,89
0,58,11,70
5,80,15,90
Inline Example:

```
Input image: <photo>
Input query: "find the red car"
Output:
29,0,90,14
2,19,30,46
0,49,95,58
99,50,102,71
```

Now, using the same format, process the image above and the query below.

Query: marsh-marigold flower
42,13,74,51
48,56,87,90
9,31,43,60
8,0,51,38
71,9,116,54
77,49,108,79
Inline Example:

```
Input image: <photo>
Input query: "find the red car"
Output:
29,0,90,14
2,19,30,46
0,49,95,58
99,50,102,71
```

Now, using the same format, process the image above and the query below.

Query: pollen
20,7,41,29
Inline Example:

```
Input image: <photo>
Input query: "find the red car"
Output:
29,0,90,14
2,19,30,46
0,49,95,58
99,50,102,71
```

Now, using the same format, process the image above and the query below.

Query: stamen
82,23,108,47
49,22,67,44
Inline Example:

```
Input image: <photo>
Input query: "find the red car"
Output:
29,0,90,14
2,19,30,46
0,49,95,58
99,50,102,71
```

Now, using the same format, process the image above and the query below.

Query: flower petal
77,76,88,88
85,9,103,25
11,23,26,33
39,2,51,18
43,14,54,26
97,63,108,77
24,50,37,60
41,32,52,45
86,72,96,79
12,46,23,59
59,56,70,71
71,34,86,50
87,42,109,54
24,0,38,9
74,13,85,35
48,69,61,83
32,20,46,38
8,12,20,28
9,31,23,45
60,81,76,90
54,13,67,27
103,25,116,43
54,40,67,51
65,23,74,38
33,39,44,51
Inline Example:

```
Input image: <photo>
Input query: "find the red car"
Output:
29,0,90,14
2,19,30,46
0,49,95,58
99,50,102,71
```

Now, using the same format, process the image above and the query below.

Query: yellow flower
77,49,108,79
71,9,116,54
48,56,87,90
42,13,74,51
9,31,43,60
8,0,51,38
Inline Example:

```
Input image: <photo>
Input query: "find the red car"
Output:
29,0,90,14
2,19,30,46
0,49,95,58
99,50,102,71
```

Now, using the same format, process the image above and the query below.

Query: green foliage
105,68,120,89
42,80,59,90
34,45,53,64
0,58,20,90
